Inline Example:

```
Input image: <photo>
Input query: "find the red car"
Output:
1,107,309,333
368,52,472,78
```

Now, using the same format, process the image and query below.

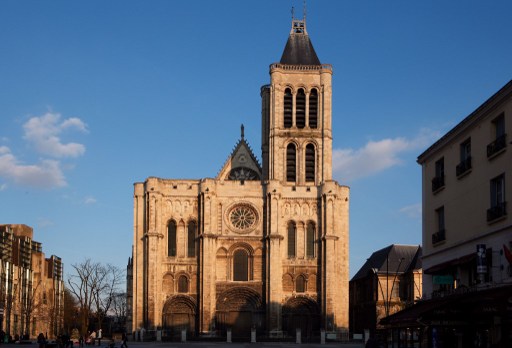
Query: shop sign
433,275,453,284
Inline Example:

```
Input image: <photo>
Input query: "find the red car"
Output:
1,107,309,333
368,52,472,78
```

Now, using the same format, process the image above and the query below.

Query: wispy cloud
23,112,88,158
0,146,67,188
84,196,97,205
333,128,440,182
0,183,7,191
399,203,422,219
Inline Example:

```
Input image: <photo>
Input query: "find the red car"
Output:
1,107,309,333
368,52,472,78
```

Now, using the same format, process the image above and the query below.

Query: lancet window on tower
167,220,177,257
296,88,306,128
305,143,315,182
309,89,318,128
306,222,315,258
286,143,297,182
187,221,196,258
284,88,293,128
287,221,296,258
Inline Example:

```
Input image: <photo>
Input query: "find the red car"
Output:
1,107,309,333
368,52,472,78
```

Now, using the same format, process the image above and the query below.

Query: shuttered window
233,250,249,281
309,89,318,128
284,88,293,128
187,221,196,258
296,89,306,128
286,143,296,182
305,144,315,182
288,222,296,258
167,220,177,257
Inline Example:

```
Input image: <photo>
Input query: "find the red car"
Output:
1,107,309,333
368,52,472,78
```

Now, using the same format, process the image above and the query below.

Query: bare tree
91,264,124,336
67,259,124,336
67,259,100,335
21,279,42,336
63,288,79,335
111,292,127,331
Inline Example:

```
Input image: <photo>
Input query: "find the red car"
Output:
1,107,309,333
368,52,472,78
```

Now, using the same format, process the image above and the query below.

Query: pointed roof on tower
280,12,321,66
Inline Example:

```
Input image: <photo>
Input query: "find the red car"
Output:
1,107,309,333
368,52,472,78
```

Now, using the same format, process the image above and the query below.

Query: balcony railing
456,156,472,177
431,175,445,192
432,229,446,244
487,134,507,158
487,201,507,222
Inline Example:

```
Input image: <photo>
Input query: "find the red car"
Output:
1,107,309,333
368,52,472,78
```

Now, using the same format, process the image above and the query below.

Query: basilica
128,15,349,340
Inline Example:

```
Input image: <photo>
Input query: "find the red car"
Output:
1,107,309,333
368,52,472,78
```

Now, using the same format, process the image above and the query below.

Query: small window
287,222,296,258
305,144,315,182
187,221,196,258
432,207,445,244
436,206,445,232
296,275,305,293
306,222,315,258
487,114,507,158
233,249,249,281
168,220,177,257
488,174,506,221
456,138,472,177
432,158,445,192
284,88,293,128
286,143,297,182
296,89,306,129
178,275,189,293
309,89,318,128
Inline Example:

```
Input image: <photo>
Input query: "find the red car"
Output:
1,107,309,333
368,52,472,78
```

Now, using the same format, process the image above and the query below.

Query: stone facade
129,17,349,339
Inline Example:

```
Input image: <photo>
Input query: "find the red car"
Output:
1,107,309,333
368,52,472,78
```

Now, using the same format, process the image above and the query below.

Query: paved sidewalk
121,341,364,348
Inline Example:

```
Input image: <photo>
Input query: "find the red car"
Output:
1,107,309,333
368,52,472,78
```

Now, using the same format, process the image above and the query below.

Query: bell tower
262,13,349,335
261,15,333,185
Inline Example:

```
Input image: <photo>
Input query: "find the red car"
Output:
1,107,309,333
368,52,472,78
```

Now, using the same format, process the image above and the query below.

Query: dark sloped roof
351,244,422,281
280,33,321,65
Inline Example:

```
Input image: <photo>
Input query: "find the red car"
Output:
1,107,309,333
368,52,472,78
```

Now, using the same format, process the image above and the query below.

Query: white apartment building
417,80,512,296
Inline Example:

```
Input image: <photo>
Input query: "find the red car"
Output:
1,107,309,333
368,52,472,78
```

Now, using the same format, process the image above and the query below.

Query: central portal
216,287,264,340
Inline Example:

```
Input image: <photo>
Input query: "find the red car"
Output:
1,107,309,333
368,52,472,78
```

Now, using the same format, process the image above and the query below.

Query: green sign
433,275,454,284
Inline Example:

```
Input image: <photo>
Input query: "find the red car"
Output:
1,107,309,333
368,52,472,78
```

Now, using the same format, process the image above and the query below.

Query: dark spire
279,7,321,66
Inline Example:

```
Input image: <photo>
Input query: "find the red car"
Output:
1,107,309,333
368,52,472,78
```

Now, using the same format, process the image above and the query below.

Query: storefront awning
380,284,512,328
424,252,476,274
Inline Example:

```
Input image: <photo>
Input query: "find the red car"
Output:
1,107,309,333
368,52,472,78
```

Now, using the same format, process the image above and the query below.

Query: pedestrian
97,329,102,347
37,333,46,348
120,333,127,348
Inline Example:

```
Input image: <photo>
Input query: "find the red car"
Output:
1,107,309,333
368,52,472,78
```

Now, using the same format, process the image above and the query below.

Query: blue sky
1,0,511,279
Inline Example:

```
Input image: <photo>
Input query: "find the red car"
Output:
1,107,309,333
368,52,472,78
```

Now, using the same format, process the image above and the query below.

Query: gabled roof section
217,125,262,181
351,244,422,281
280,17,321,66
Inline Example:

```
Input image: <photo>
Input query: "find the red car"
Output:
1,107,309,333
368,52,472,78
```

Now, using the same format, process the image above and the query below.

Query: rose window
229,205,257,230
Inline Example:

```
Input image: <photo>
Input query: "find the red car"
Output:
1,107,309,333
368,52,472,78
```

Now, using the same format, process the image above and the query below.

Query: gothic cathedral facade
129,17,349,339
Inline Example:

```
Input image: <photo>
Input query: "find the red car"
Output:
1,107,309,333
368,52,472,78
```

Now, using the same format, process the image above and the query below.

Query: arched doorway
282,296,320,340
216,287,264,340
162,295,196,340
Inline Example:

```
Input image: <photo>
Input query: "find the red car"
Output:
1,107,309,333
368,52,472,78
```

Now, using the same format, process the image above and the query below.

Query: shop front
380,284,512,348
